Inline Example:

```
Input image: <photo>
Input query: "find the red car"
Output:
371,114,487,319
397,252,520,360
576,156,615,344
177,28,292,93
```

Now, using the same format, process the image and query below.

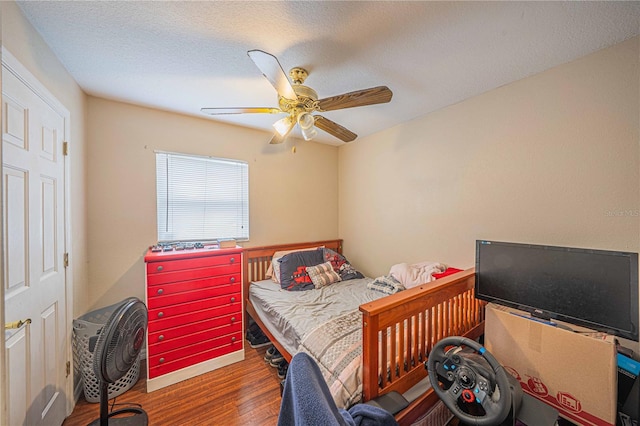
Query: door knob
5,318,31,329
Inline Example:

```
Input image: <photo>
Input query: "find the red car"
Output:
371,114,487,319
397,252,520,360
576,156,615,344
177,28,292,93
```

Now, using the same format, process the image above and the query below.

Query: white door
3,56,68,426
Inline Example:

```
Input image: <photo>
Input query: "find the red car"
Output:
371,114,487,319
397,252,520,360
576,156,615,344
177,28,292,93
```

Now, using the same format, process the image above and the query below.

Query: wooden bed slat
360,268,485,426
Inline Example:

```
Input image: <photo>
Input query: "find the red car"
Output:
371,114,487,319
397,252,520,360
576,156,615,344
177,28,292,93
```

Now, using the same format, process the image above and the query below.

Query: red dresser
144,246,244,392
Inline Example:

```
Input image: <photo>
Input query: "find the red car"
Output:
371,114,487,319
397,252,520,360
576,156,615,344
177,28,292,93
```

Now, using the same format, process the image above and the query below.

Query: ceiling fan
201,50,393,144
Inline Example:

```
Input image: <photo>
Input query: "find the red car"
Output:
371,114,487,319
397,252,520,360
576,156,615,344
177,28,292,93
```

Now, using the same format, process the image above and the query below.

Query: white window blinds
156,151,249,242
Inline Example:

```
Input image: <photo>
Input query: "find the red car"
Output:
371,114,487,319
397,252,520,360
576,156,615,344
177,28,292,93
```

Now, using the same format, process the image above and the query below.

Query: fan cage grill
72,301,141,403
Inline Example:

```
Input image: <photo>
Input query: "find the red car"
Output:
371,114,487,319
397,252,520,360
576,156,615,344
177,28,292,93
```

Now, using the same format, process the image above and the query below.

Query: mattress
249,277,385,355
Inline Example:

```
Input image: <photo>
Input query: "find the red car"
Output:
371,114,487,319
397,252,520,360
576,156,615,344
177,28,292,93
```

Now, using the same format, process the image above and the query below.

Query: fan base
88,407,148,426
289,67,308,84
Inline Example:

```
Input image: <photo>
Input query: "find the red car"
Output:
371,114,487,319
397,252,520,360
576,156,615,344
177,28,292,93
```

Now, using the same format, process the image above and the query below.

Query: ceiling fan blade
268,132,287,145
247,50,298,101
200,107,282,115
317,86,392,112
314,115,357,142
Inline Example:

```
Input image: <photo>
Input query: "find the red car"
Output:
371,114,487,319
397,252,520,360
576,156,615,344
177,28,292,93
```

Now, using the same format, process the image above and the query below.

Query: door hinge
66,361,71,378
64,253,69,268
63,141,69,156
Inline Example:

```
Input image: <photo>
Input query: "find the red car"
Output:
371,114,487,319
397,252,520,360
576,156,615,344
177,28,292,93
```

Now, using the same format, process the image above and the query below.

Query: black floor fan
89,297,149,426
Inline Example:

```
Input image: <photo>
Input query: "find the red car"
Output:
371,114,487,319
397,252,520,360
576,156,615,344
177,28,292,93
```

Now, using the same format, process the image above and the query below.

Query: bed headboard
242,239,342,296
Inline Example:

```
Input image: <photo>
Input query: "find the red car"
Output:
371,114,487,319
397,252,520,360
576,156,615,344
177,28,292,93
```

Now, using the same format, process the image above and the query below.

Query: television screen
475,240,639,341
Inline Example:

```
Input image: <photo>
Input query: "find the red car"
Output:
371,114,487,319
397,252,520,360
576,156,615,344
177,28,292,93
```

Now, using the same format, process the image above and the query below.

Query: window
156,151,249,242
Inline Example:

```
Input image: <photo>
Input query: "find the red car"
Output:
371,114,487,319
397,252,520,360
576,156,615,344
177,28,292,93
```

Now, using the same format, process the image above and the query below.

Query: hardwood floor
63,344,283,426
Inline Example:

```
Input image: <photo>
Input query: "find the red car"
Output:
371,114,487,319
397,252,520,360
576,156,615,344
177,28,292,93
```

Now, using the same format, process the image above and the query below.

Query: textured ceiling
17,1,640,145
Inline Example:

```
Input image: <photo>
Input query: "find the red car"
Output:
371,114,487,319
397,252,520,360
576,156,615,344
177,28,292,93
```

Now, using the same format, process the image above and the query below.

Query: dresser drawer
148,331,243,378
148,321,243,355
147,274,240,298
147,282,240,309
147,264,240,286
148,292,241,322
148,313,240,345
147,301,242,333
146,253,240,275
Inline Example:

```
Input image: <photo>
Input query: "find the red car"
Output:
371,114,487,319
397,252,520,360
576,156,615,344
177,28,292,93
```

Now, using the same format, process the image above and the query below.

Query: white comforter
389,261,447,289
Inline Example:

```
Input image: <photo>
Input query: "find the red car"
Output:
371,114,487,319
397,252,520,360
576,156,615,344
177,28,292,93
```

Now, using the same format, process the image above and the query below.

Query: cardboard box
217,238,237,248
485,303,617,426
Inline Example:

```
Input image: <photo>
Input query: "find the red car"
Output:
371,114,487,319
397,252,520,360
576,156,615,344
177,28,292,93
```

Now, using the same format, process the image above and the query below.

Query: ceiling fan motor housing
279,83,319,114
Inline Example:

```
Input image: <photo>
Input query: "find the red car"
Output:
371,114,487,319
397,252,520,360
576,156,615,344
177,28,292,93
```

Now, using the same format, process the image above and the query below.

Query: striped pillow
306,262,341,289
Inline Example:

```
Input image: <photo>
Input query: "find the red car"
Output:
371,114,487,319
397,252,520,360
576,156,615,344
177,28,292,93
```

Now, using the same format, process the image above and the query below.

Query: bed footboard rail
359,267,484,424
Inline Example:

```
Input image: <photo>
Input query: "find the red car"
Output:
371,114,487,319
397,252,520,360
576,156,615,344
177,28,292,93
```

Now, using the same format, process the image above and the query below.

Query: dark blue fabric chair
278,352,398,426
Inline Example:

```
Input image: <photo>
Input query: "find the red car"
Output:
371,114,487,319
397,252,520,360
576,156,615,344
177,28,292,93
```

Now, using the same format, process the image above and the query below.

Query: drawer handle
230,277,235,283
159,357,165,364
230,257,235,263
157,311,164,318
158,335,164,341
231,336,236,342
230,297,236,303
156,265,164,272
231,317,236,322
157,288,164,295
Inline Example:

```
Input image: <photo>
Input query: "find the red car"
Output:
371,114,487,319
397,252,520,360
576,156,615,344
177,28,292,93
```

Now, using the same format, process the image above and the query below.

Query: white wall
339,37,640,351
86,97,339,310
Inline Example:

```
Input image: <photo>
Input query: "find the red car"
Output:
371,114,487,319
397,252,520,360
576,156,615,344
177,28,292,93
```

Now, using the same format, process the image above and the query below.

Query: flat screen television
475,240,639,341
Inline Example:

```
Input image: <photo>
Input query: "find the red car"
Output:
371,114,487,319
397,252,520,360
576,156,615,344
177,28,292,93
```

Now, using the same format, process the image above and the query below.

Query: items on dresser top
150,239,239,253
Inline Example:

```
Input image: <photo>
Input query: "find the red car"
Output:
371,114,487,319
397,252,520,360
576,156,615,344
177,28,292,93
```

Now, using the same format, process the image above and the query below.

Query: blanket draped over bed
389,261,447,289
299,310,364,409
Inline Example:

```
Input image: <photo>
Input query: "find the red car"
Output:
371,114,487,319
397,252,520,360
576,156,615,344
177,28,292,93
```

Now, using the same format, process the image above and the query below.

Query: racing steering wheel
426,336,512,426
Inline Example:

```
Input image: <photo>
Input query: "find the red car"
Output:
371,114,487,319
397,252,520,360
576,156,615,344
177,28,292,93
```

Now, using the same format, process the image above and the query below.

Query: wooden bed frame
242,239,485,425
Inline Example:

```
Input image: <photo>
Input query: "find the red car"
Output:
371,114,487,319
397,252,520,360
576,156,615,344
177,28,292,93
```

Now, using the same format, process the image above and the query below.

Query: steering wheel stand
426,336,522,426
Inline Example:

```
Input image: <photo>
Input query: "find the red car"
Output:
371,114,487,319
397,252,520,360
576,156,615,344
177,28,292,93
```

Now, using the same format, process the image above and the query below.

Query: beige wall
4,0,638,350
86,98,338,310
340,36,639,274
339,37,640,350
2,1,89,317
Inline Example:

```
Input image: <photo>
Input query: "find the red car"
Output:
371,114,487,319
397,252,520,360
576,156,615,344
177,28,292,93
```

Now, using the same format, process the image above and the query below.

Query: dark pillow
322,248,364,281
279,248,325,291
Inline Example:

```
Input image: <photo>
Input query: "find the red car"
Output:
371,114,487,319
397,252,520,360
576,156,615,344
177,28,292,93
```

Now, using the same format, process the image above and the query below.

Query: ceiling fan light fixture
300,125,318,141
273,116,294,137
297,112,315,130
